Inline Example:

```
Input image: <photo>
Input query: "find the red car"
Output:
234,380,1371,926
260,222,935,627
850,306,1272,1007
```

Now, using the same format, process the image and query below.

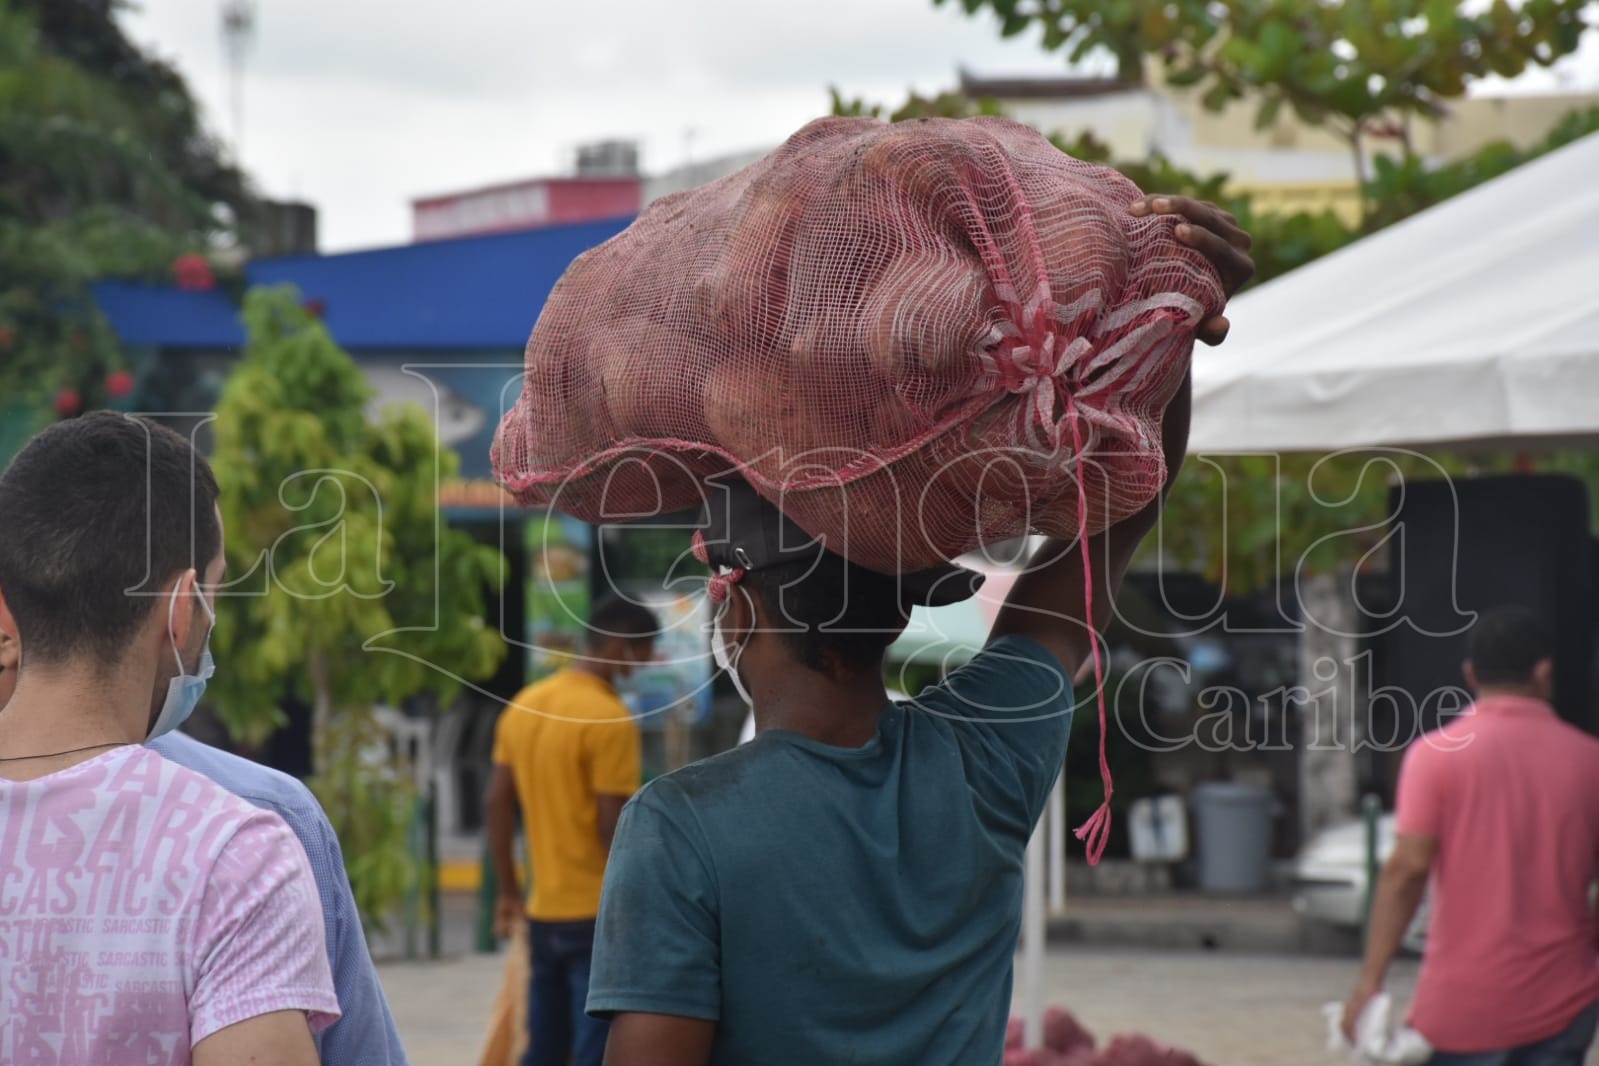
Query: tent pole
1023,825,1045,1049
1048,773,1066,914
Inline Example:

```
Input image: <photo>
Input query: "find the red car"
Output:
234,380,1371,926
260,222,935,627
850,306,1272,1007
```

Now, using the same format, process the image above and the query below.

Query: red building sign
412,177,641,242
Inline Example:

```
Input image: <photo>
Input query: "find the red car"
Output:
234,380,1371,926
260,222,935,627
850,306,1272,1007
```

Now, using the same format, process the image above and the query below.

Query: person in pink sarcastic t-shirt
0,413,340,1066
1342,605,1599,1066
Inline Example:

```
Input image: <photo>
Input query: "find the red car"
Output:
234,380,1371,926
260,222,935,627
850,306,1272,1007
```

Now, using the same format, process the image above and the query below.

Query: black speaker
1377,475,1594,748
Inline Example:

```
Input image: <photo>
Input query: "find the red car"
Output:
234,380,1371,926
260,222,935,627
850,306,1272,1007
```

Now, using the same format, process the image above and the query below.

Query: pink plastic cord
1064,395,1113,867
691,529,745,603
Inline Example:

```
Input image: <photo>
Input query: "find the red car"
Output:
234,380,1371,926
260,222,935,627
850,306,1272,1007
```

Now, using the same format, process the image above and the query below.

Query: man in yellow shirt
487,595,658,1066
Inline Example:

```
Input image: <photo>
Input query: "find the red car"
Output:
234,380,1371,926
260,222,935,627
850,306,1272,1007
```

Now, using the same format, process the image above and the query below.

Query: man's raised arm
988,370,1190,672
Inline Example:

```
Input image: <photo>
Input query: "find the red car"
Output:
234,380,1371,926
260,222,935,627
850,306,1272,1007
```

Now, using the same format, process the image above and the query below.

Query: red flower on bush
106,370,136,399
302,297,327,319
55,388,82,418
173,253,216,292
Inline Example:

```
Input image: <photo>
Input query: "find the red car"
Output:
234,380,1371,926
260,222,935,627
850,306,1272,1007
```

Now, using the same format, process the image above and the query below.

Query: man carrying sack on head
493,115,1255,1066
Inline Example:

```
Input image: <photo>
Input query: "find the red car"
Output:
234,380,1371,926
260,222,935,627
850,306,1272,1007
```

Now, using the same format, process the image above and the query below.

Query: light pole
221,0,256,160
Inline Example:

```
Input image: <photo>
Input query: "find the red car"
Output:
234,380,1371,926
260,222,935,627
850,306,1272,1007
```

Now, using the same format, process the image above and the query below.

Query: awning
1190,130,1599,453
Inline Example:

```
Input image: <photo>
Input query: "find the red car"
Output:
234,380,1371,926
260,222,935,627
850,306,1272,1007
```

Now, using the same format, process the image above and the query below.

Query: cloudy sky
124,1,1598,253
123,0,1082,251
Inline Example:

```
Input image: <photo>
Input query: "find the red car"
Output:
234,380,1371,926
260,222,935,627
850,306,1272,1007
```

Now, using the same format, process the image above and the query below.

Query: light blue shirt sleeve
150,732,410,1065
287,790,411,1066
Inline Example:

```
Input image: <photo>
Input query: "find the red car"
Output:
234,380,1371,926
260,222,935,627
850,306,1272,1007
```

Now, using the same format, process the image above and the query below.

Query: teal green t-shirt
587,636,1075,1065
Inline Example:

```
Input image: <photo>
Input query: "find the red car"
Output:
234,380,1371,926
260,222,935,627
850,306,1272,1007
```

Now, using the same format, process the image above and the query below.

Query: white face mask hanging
711,586,755,711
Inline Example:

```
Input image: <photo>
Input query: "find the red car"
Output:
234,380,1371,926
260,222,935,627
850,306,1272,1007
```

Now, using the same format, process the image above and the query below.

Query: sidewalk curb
1043,899,1359,956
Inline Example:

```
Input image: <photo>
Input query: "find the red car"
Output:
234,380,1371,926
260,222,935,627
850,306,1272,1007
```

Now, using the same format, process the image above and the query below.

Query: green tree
1173,0,1591,213
209,285,507,924
18,0,252,219
0,0,254,412
936,0,1212,83
933,0,1593,223
1365,103,1599,230
1157,449,1496,593
827,85,1007,122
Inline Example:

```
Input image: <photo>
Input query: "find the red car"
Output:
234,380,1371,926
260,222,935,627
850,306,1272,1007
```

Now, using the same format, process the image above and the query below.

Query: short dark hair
586,595,659,646
0,413,221,667
1466,605,1554,686
743,551,907,675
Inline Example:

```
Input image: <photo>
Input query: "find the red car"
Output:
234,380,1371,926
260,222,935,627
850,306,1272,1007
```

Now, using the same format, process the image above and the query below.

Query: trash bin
1190,781,1274,894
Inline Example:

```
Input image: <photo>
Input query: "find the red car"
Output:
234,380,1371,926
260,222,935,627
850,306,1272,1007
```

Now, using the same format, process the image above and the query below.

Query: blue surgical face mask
148,585,216,741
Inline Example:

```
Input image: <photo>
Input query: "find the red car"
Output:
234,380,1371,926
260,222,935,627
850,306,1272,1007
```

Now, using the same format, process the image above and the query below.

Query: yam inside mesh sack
493,116,1223,572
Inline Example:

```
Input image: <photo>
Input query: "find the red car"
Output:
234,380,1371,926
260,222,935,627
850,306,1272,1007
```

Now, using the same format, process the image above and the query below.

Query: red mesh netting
493,116,1222,573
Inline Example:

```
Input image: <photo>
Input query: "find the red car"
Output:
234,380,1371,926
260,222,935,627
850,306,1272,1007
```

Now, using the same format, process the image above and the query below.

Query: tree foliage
1164,0,1589,136
18,0,252,216
932,0,1593,221
209,286,507,926
210,286,507,747
0,0,253,409
1364,102,1599,230
828,85,1007,122
934,0,1213,83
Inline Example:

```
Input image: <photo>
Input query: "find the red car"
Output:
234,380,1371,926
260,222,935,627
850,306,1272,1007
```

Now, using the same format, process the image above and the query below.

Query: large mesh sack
493,115,1222,573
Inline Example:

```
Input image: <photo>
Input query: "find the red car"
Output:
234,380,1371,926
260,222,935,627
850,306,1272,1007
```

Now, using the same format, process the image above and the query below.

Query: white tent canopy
1190,130,1599,453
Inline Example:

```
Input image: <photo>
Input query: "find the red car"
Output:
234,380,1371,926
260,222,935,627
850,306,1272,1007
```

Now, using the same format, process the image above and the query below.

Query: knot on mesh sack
976,312,1095,456
691,529,745,604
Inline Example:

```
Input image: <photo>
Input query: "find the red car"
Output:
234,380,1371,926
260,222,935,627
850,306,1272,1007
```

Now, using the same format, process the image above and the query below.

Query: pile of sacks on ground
1004,1007,1209,1066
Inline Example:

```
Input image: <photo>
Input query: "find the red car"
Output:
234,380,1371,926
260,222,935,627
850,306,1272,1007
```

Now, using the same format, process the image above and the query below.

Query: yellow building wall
992,60,1597,227
1151,60,1599,160
1426,93,1599,156
1229,179,1365,225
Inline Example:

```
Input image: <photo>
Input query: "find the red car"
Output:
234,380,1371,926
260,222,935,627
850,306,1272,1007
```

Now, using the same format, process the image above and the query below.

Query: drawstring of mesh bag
1064,392,1114,867
988,324,1117,864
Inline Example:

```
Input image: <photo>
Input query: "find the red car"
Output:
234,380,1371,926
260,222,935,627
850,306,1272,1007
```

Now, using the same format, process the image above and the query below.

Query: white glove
1323,992,1432,1065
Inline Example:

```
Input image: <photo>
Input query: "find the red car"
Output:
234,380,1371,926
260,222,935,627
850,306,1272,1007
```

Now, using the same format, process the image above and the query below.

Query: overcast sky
124,1,1598,253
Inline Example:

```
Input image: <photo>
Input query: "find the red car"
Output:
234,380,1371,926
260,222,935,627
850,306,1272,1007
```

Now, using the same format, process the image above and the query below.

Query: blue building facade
93,215,634,498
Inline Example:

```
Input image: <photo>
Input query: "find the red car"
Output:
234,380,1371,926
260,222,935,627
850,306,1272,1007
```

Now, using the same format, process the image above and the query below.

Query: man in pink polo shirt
1342,606,1599,1065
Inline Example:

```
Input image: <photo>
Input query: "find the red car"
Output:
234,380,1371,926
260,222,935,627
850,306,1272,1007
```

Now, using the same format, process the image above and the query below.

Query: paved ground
380,946,1422,1066
370,890,1326,966
1028,948,1414,1065
376,894,1599,1064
